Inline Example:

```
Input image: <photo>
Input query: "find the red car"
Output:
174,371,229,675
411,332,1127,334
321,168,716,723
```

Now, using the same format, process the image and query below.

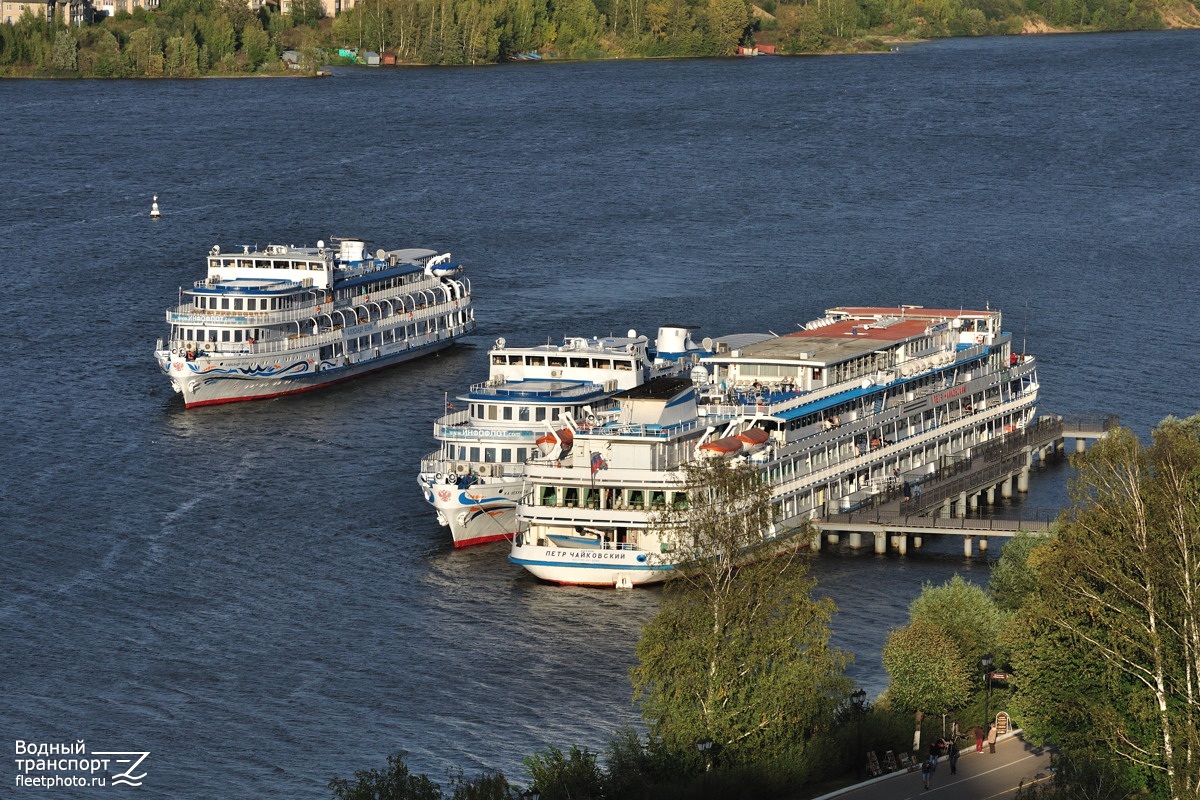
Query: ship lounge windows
570,357,589,368
484,447,496,462
527,356,546,366
502,406,513,421
535,408,547,422
593,359,611,369
549,357,567,368
564,487,579,507
541,486,557,506
616,360,633,371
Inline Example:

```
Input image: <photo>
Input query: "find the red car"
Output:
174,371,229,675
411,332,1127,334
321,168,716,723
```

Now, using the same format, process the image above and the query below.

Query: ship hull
161,338,458,408
419,476,525,548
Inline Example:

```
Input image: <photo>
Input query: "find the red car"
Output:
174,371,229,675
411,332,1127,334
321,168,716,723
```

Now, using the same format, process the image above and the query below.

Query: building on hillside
2,0,97,24
273,0,356,16
92,0,157,15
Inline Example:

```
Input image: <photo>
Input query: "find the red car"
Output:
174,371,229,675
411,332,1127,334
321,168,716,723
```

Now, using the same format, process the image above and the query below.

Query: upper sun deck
199,240,444,293
710,307,1003,369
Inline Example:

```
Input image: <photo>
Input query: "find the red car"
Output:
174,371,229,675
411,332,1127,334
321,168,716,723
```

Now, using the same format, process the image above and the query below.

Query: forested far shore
1,0,1198,77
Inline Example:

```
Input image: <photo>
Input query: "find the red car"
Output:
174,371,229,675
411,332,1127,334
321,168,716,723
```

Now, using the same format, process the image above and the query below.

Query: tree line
1,0,1189,76
327,414,1200,799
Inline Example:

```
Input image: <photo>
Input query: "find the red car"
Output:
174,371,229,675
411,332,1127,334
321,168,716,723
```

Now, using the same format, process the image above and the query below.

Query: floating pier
812,414,1118,556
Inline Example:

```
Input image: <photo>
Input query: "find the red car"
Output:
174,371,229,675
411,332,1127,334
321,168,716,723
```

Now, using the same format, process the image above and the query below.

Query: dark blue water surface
3,30,1199,798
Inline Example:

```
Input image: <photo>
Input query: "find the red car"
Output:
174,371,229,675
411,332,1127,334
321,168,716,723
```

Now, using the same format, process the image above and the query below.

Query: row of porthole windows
473,404,579,423
453,446,530,463
177,327,261,343
194,295,283,312
536,486,688,510
492,354,636,371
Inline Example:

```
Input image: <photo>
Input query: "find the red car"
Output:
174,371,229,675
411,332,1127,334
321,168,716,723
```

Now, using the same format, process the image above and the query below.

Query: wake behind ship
154,238,476,408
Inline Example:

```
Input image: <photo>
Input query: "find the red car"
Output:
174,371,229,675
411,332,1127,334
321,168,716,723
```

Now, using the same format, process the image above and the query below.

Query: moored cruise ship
418,327,709,548
509,306,1040,587
154,238,475,408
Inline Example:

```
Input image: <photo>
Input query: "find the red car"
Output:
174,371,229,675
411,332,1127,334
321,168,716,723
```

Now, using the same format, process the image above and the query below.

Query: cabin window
493,355,505,365
234,330,243,342
484,447,496,462
221,298,230,310
629,490,645,509
501,448,512,463
616,360,633,371
593,359,611,369
650,491,666,509
469,447,480,461
233,298,243,311
535,408,546,422
550,408,560,421
570,357,589,368
518,407,530,422
506,355,522,365
502,407,513,421
548,357,566,368
564,488,579,507
527,356,545,366
541,486,557,506
516,447,526,462
222,330,231,342
487,405,498,421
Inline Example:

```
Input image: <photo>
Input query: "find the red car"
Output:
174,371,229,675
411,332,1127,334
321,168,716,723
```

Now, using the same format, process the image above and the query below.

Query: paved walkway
811,732,1055,800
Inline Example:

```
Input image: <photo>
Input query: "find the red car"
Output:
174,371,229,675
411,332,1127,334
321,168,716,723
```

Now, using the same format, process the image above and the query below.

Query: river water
2,30,1198,798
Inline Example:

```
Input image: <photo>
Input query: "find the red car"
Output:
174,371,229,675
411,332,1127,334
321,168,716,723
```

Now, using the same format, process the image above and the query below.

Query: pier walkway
812,414,1119,555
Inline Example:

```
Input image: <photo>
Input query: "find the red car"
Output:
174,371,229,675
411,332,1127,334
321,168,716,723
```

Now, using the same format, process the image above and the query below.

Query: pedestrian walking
948,738,960,774
974,724,984,752
921,753,937,790
987,722,998,754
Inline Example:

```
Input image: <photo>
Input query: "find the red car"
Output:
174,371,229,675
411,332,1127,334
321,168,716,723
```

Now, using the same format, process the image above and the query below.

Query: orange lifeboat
699,436,744,457
536,428,574,455
734,427,769,448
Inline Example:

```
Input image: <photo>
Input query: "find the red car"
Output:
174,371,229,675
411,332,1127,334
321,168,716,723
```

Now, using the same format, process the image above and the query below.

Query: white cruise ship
418,327,708,548
154,238,475,408
509,306,1040,587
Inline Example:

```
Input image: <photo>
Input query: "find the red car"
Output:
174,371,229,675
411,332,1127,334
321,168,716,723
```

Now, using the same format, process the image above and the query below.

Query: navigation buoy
150,195,160,219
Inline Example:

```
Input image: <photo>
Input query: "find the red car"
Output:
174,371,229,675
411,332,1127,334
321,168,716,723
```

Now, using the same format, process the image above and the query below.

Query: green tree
51,28,78,71
704,0,750,53
1008,418,1200,800
908,574,1004,669
881,619,973,726
240,21,270,68
989,530,1051,611
328,752,441,800
631,459,850,766
125,25,164,75
523,745,604,800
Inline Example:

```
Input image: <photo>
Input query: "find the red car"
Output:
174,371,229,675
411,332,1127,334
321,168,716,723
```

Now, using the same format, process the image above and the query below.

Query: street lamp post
981,654,994,731
696,738,713,772
850,689,867,778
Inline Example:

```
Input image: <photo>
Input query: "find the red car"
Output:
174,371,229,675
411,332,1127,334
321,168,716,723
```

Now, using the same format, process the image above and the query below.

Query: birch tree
630,459,850,766
1008,417,1200,800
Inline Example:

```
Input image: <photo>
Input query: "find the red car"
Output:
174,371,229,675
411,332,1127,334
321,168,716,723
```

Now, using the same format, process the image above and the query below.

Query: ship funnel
656,326,696,357
338,239,367,263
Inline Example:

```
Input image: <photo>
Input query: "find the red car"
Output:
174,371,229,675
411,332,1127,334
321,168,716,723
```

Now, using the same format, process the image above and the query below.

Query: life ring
974,334,985,344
